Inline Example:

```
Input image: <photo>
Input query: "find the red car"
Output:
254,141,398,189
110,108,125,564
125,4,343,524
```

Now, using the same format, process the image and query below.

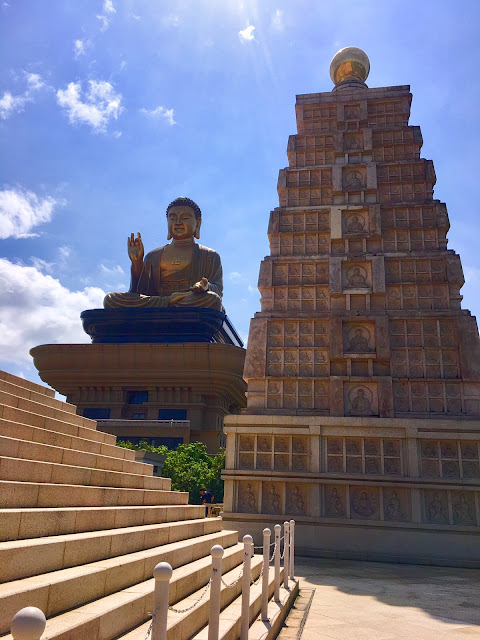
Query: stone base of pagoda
222,414,480,567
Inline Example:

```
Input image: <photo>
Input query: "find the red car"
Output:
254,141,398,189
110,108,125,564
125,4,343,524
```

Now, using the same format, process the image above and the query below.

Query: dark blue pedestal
80,308,243,346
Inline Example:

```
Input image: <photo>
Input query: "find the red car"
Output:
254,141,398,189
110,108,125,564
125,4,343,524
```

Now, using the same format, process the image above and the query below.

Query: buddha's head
166,196,202,240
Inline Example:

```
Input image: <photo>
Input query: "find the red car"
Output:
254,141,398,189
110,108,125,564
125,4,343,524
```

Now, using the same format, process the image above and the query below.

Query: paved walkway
290,556,480,639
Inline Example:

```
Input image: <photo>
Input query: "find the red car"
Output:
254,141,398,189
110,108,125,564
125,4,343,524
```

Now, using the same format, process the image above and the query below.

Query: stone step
0,370,55,398
191,565,279,640
0,456,170,491
0,418,134,461
0,530,241,636
247,581,299,640
0,517,223,582
0,435,153,477
0,480,188,508
0,378,77,414
116,549,264,640
0,504,206,542
0,389,89,429
0,403,105,438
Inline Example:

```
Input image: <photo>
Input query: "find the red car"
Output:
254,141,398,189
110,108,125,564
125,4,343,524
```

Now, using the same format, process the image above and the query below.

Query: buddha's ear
167,231,173,240
194,218,202,240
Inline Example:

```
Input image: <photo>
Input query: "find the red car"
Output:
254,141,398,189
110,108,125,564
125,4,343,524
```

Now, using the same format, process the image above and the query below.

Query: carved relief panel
419,439,480,479
238,481,259,514
326,437,402,476
350,486,380,520
262,482,283,515
343,321,375,354
343,167,366,191
324,484,347,518
286,484,306,516
342,210,369,236
383,488,409,522
266,378,329,412
344,383,378,417
342,261,372,291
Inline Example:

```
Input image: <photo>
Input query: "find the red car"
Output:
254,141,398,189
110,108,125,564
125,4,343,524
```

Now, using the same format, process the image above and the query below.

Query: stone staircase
0,371,295,639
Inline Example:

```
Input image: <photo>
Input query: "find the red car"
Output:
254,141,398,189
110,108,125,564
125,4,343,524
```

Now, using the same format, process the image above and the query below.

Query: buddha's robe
104,243,223,310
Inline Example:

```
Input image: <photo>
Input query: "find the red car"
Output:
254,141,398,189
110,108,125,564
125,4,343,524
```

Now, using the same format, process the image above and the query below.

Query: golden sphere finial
330,47,370,86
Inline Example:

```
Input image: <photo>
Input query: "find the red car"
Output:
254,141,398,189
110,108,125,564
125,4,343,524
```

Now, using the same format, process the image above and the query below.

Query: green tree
116,440,225,504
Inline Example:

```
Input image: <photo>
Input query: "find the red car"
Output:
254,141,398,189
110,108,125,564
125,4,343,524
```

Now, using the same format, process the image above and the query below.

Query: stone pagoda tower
222,48,480,567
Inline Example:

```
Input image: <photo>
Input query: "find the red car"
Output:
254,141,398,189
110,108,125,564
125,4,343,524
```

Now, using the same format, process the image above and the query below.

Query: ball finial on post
11,607,46,640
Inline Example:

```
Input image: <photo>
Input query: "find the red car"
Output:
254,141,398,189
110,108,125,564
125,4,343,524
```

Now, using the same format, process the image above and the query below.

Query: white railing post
283,521,290,589
274,523,281,600
289,519,295,580
240,534,253,640
152,562,172,640
11,607,46,640
261,528,271,620
208,544,224,640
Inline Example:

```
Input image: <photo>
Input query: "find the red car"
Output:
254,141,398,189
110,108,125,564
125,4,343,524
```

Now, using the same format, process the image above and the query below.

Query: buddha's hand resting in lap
190,277,209,293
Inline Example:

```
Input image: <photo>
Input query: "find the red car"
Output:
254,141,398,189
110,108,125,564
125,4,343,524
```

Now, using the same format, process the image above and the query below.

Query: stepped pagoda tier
223,48,480,567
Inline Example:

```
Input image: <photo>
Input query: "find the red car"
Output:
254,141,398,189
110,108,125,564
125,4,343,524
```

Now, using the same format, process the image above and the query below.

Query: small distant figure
200,487,214,517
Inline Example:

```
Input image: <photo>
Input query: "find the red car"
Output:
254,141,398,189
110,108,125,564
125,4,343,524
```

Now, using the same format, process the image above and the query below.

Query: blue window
83,408,111,419
127,390,148,404
158,409,187,420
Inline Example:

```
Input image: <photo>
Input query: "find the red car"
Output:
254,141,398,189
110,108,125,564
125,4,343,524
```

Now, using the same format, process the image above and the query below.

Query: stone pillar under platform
30,341,246,453
222,414,480,567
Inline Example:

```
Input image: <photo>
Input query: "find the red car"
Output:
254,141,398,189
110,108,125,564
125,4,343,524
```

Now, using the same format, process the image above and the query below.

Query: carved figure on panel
327,488,345,516
240,484,256,512
347,327,371,352
427,492,447,524
345,135,362,150
345,106,360,120
347,266,367,288
275,438,288,452
345,170,365,190
453,494,475,524
239,436,254,452
293,438,306,453
352,490,377,518
258,437,271,452
268,484,281,512
346,214,365,233
350,388,374,415
384,491,406,521
289,486,305,514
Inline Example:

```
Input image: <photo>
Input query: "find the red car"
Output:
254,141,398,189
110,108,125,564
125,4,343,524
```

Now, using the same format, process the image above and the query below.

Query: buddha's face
167,205,200,240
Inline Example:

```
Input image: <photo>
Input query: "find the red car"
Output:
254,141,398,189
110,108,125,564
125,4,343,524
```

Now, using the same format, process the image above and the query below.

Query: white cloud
56,80,123,133
239,24,255,41
96,0,116,31
163,14,181,27
96,14,109,30
100,263,124,277
228,271,244,283
0,258,105,366
0,72,45,119
272,9,284,30
74,39,86,58
30,246,71,275
103,0,116,14
0,187,61,239
140,105,176,126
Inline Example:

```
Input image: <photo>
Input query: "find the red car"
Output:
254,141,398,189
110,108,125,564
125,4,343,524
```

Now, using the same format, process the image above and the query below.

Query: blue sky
0,0,479,386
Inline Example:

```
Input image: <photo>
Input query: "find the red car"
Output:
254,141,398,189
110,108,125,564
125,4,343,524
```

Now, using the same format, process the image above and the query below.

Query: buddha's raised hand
128,232,144,262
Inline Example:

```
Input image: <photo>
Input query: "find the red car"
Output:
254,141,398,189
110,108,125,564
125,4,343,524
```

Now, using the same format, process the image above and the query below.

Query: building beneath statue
31,198,247,453
222,48,480,567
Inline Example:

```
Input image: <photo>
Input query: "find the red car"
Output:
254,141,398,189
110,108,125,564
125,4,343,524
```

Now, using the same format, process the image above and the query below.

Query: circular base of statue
80,308,243,346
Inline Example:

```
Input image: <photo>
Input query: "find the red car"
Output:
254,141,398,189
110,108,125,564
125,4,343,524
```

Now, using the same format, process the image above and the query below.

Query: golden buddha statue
103,197,223,310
